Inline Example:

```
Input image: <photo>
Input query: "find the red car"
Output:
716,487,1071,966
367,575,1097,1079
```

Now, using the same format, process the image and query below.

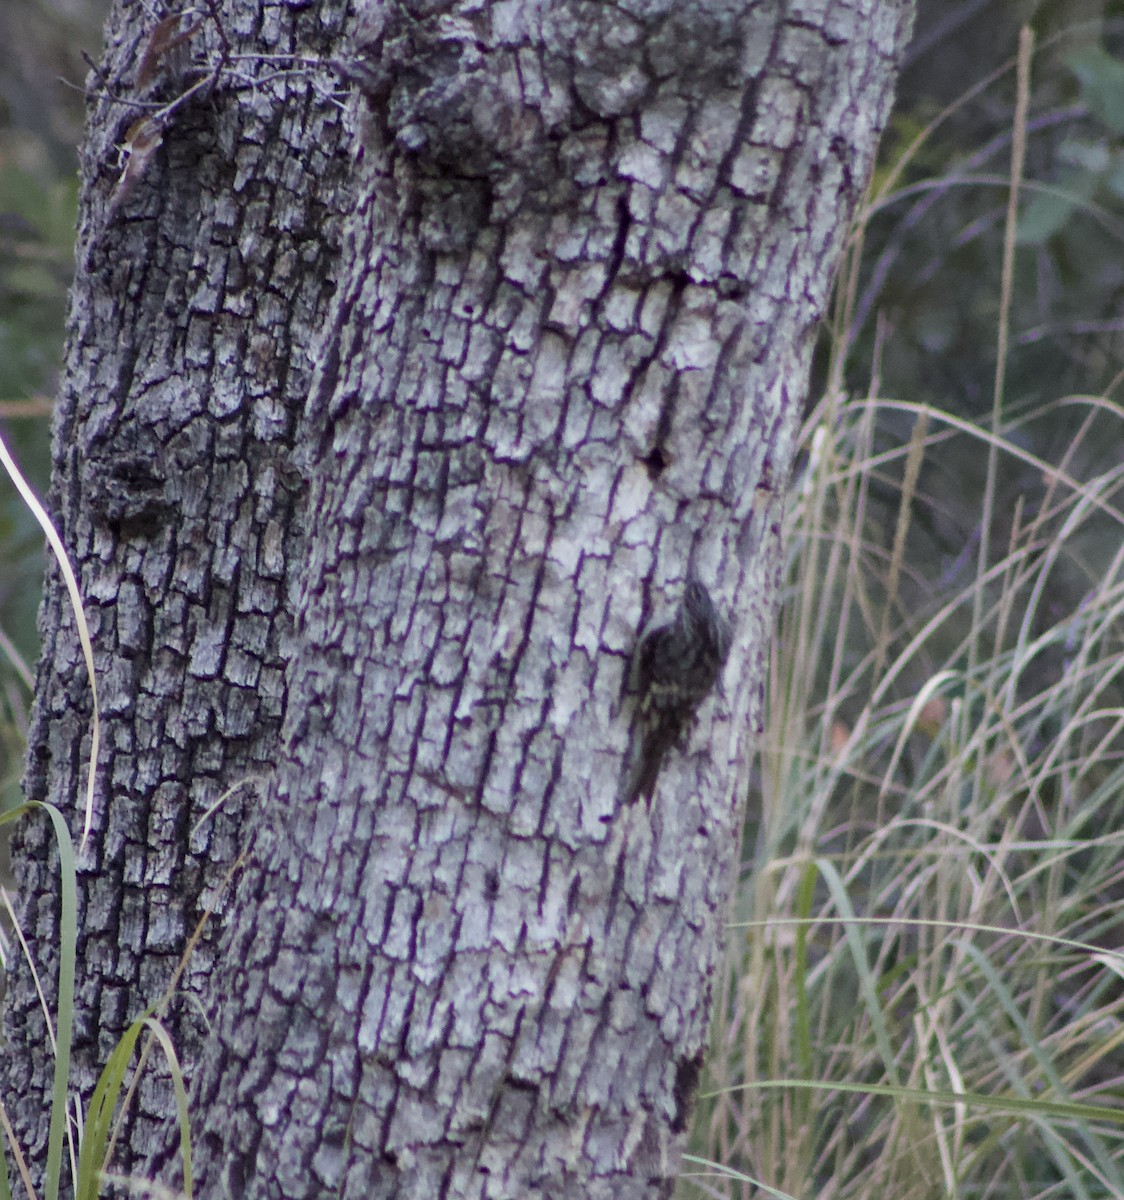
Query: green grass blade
34,803,77,1200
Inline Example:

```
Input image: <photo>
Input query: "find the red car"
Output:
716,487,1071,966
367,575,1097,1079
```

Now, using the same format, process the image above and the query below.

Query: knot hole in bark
642,446,668,477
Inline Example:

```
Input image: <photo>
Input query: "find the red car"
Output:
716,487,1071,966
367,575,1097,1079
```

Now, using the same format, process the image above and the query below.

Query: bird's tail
626,720,673,803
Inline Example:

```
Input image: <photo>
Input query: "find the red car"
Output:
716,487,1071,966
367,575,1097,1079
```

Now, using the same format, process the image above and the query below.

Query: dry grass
687,31,1124,1199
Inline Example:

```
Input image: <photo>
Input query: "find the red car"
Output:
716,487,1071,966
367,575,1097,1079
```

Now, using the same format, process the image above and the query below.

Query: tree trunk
2,1,915,1197
2,0,358,1176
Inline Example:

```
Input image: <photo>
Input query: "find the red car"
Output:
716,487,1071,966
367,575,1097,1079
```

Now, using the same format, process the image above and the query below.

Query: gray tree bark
2,0,358,1180
2,1,915,1197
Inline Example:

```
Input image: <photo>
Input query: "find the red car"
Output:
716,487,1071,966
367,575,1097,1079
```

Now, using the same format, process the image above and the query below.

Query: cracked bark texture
1,0,357,1185
2,0,915,1196
184,2,914,1198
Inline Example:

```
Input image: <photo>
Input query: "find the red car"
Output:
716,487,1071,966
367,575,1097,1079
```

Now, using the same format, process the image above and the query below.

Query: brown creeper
627,576,733,802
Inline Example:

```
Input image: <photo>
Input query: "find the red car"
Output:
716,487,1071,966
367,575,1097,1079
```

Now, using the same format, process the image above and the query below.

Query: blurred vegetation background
1,0,106,810
2,2,1123,1197
695,4,1124,1197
